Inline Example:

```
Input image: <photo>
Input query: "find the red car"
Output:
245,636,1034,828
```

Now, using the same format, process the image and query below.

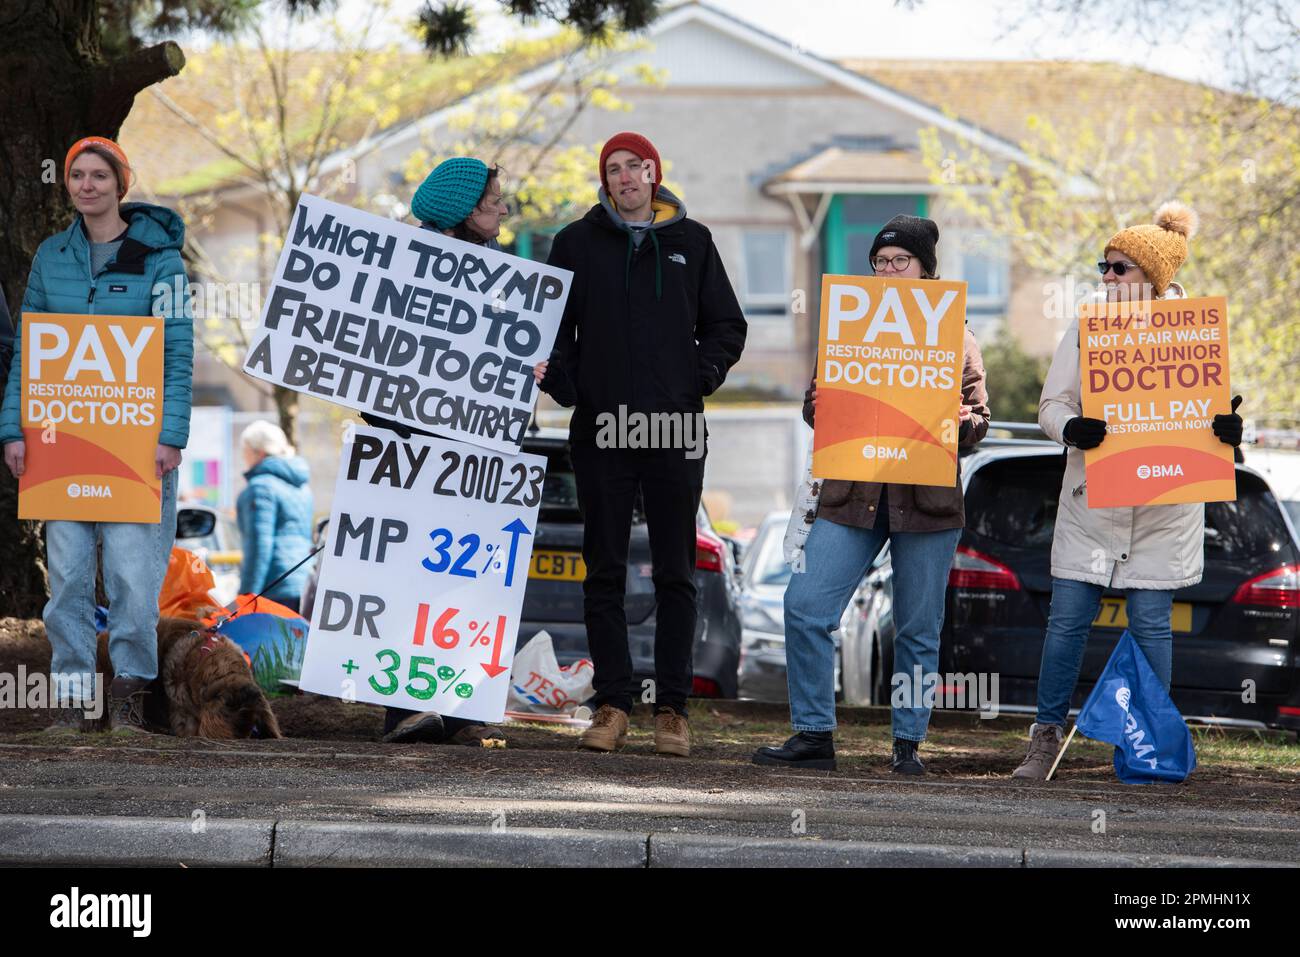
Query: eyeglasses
871,254,914,273
1098,260,1141,276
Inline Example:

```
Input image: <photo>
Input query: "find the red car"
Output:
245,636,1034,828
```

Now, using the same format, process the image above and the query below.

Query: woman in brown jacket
753,215,990,774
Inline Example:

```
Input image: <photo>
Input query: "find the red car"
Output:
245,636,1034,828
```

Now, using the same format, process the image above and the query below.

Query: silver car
736,510,876,702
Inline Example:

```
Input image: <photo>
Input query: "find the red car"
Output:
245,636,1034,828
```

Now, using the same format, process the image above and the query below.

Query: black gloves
1062,397,1242,456
1212,395,1243,447
959,419,972,443
1063,416,1108,450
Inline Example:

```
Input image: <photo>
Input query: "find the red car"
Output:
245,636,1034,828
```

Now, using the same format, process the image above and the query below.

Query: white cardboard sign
300,426,546,721
244,194,570,454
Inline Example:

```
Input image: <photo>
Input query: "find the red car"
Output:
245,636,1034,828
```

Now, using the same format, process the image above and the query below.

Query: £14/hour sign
299,425,547,722
18,313,163,522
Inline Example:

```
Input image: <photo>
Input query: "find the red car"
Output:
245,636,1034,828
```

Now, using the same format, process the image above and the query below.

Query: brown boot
654,707,690,757
108,677,158,735
578,704,629,752
44,706,91,734
1011,723,1065,780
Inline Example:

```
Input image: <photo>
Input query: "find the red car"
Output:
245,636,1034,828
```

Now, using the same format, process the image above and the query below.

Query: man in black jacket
537,131,746,756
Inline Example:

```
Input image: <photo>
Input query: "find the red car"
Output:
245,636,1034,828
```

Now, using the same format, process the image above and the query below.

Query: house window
742,229,791,315
956,232,1010,341
961,238,1009,305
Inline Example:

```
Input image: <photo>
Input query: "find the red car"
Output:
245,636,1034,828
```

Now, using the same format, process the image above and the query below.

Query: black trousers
570,440,706,715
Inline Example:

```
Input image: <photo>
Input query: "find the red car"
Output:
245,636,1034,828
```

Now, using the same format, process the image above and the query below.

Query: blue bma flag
1075,630,1197,784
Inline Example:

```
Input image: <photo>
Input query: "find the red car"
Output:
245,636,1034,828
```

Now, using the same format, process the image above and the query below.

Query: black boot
891,737,925,775
752,731,836,771
381,707,445,743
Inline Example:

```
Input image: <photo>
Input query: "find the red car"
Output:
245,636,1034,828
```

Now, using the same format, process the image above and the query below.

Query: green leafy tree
919,83,1298,427
979,324,1049,424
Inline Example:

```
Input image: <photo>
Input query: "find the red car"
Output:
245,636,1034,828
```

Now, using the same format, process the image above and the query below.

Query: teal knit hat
410,157,491,229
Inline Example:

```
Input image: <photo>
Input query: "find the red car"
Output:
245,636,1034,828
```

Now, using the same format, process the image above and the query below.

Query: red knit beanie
599,132,662,197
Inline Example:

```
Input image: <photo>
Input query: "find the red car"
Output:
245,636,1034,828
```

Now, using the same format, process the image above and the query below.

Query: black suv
839,425,1300,732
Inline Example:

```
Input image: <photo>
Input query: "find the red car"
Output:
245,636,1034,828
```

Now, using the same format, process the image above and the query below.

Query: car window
532,447,581,520
1282,500,1300,530
1203,473,1294,559
749,521,792,588
964,455,1062,549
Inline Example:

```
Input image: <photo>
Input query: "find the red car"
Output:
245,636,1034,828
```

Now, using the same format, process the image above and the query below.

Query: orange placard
813,275,967,486
18,313,163,522
1079,296,1235,507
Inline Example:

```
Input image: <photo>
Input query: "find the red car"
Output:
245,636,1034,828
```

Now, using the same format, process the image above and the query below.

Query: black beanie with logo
869,215,940,277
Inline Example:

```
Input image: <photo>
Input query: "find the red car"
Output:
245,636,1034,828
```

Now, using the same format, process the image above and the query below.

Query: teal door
823,194,928,275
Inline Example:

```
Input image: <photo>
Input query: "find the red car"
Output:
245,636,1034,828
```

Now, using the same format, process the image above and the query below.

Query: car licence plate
1093,597,1193,633
529,550,586,581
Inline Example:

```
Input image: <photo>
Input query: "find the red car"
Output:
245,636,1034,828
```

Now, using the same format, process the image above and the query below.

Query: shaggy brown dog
95,617,282,739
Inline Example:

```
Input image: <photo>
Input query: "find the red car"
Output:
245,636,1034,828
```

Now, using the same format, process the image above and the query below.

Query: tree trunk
274,385,299,447
0,0,185,618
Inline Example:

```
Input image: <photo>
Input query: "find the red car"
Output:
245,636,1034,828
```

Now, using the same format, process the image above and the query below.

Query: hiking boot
753,731,836,771
1011,722,1065,780
44,706,92,734
108,677,157,735
579,704,629,752
891,738,925,775
382,710,445,744
654,707,690,757
444,723,507,748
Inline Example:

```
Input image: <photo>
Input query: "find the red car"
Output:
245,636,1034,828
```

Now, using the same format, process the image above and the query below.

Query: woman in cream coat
1012,203,1244,780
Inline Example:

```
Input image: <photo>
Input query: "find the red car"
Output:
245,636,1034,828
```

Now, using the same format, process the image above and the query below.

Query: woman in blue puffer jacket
236,420,313,612
0,136,194,733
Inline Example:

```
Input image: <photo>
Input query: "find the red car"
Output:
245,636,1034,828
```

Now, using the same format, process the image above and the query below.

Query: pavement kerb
0,814,275,867
0,815,1294,868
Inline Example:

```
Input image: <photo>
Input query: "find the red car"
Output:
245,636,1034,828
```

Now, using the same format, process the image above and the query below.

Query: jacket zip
81,225,100,315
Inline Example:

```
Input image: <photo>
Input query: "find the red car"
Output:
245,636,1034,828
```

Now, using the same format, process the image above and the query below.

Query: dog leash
223,544,325,622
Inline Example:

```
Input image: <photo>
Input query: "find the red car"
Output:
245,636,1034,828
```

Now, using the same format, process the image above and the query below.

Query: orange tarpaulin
159,546,302,626
159,547,219,619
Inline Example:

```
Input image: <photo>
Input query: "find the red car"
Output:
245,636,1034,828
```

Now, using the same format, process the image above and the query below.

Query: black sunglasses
1098,260,1141,276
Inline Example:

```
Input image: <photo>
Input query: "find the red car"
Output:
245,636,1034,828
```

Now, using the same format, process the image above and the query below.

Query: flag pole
1045,724,1078,782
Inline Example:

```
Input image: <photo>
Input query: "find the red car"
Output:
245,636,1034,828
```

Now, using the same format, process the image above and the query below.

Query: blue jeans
44,469,178,703
783,512,962,741
1035,577,1174,727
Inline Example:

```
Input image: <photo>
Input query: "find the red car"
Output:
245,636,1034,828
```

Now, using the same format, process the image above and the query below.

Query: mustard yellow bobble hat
1104,201,1199,296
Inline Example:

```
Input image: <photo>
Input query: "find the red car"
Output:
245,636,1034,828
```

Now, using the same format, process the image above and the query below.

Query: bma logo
1113,684,1158,769
66,483,112,499
861,444,908,461
1136,464,1184,480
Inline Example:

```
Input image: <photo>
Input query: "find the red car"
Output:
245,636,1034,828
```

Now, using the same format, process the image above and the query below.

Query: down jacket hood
58,202,186,266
